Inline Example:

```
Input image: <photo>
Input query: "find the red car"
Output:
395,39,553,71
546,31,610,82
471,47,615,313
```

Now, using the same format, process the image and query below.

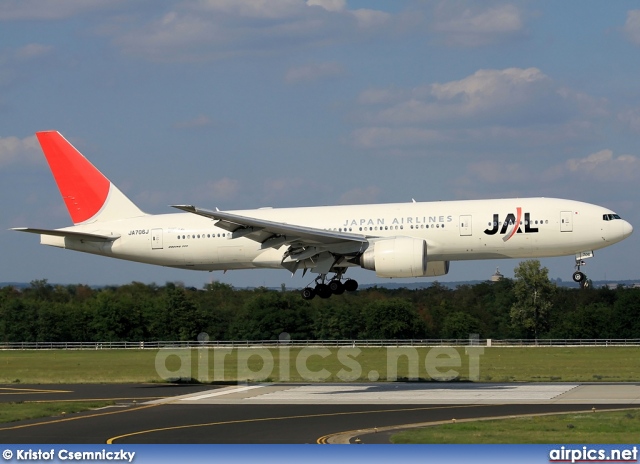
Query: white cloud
261,177,310,203
189,0,306,19
0,0,122,20
352,68,607,153
452,149,640,201
357,88,404,105
0,44,55,88
173,115,214,129
263,177,305,193
338,186,380,205
618,108,640,133
465,161,529,185
347,127,438,150
623,10,640,46
352,127,447,149
14,44,53,60
565,150,640,182
206,178,240,200
106,0,394,62
362,68,566,127
351,9,390,29
285,61,344,83
0,135,41,168
134,176,241,209
306,0,345,13
432,3,525,47
432,67,546,100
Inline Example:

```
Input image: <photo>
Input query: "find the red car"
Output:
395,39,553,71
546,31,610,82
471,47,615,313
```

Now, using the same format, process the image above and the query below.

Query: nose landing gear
572,253,591,289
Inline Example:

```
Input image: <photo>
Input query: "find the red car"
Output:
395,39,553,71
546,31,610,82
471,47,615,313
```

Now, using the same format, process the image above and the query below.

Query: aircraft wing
172,205,368,246
12,227,121,242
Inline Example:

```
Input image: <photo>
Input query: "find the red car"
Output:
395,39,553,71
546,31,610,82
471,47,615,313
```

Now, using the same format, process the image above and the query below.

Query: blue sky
2,0,639,289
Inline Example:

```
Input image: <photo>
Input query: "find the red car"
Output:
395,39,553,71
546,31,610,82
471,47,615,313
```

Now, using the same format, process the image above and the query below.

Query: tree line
0,261,639,342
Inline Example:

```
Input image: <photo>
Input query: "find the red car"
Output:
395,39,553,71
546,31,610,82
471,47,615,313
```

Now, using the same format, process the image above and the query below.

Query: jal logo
483,207,539,242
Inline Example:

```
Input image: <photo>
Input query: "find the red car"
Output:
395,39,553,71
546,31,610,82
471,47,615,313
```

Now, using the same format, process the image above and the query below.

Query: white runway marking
180,384,266,401
250,384,577,402
154,383,640,405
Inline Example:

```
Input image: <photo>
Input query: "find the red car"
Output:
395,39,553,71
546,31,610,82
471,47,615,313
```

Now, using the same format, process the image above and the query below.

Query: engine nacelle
359,237,427,278
359,237,450,278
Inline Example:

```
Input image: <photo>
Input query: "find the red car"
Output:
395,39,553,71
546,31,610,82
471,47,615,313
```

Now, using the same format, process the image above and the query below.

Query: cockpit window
603,213,623,221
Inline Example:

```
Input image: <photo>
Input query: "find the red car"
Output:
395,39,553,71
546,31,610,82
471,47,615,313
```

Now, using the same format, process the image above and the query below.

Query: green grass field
0,346,638,384
391,408,640,443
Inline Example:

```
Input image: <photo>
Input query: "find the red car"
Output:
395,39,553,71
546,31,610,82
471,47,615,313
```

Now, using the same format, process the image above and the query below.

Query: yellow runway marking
0,403,160,432
106,404,489,444
0,387,71,395
316,406,640,444
24,397,163,403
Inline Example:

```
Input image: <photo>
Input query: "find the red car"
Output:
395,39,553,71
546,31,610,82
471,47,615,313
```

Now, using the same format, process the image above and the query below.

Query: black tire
572,271,585,283
344,279,358,292
315,283,332,299
328,280,345,295
301,287,315,300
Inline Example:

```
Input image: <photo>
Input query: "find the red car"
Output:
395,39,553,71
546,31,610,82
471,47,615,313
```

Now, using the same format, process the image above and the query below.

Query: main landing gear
301,273,358,300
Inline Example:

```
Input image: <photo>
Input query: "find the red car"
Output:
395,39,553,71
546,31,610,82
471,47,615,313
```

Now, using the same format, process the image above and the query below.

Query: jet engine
359,237,450,278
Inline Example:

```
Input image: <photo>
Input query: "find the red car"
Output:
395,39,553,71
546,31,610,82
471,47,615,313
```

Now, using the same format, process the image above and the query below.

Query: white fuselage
42,197,633,275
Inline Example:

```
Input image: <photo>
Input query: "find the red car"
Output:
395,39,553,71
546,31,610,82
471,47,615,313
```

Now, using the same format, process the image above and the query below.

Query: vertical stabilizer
36,131,146,225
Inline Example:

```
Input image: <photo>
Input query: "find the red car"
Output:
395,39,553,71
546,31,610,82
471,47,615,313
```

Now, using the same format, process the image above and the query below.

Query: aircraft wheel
328,280,345,295
344,279,358,292
572,271,585,283
301,287,315,300
315,283,332,299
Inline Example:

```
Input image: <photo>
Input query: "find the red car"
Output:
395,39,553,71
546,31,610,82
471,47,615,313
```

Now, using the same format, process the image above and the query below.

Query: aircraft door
459,215,472,236
560,211,573,232
151,228,163,249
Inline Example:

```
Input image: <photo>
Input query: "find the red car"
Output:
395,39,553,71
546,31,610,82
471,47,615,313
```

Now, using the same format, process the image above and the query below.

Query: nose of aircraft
622,220,634,238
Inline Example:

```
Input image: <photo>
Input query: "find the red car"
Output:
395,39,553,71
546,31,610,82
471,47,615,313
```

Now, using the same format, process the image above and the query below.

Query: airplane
13,131,634,299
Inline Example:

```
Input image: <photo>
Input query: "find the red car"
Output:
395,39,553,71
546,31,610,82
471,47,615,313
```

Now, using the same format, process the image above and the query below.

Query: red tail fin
36,131,145,225
36,131,110,224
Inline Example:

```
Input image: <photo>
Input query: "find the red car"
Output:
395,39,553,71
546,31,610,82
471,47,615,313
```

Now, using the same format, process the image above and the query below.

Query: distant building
491,268,503,282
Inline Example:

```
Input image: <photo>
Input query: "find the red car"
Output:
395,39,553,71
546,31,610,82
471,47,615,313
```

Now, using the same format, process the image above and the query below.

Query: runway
0,383,638,444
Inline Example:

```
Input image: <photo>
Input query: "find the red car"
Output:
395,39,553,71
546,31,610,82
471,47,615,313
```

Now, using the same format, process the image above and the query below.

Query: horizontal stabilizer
12,227,120,242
